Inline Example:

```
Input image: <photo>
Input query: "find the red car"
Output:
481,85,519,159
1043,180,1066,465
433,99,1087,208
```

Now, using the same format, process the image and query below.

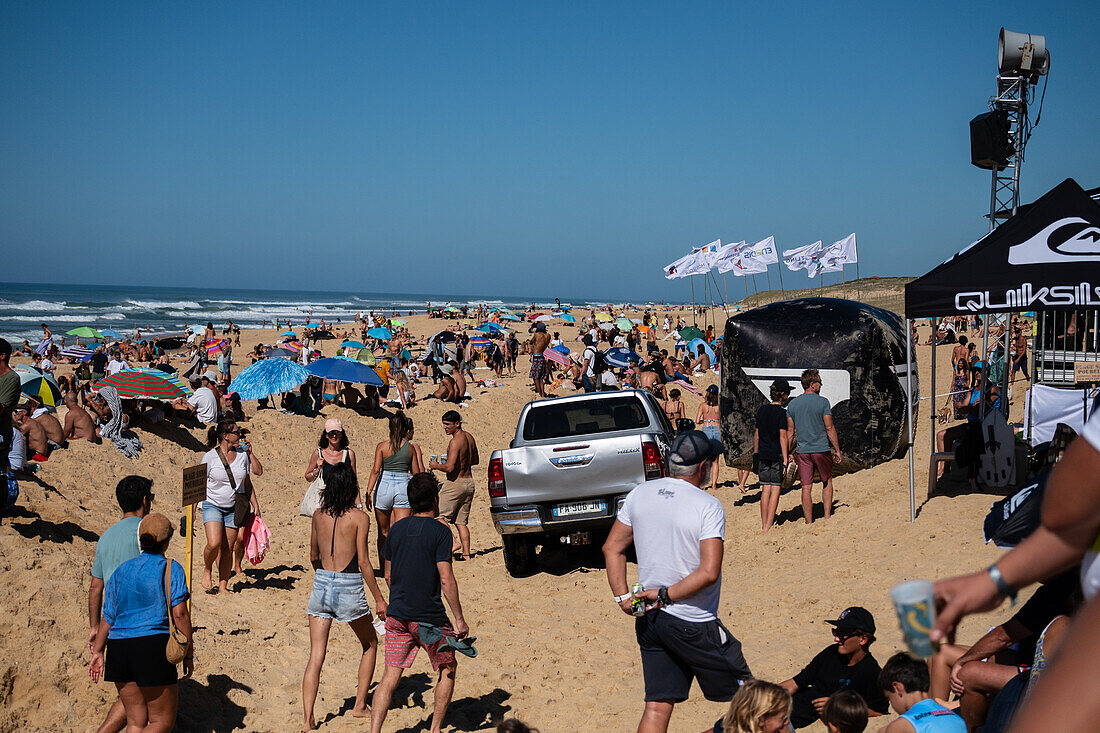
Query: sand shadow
233,563,308,592
141,420,208,452
177,672,252,732
10,515,99,544
917,467,1016,519
537,542,607,576
773,500,841,527
392,687,513,733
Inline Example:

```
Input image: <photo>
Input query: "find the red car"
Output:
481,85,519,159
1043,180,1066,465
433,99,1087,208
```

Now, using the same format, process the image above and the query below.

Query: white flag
783,241,823,275
739,236,779,266
663,252,695,279
730,251,769,276
827,233,857,264
806,234,857,277
712,241,746,273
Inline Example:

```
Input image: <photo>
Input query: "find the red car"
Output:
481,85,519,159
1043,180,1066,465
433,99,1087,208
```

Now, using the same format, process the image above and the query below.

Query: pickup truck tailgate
500,434,646,505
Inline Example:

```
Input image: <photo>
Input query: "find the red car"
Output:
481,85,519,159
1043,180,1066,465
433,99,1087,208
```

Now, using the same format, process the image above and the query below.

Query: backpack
592,349,609,375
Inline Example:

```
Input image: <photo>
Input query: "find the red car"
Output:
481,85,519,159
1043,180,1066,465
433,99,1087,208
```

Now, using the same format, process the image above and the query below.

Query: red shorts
795,452,833,488
384,617,456,670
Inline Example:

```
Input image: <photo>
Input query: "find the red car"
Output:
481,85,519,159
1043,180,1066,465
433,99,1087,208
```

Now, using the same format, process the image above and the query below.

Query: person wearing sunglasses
200,419,263,594
779,607,889,728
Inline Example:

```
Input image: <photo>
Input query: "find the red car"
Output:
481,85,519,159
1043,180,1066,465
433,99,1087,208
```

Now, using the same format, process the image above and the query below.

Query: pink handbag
240,515,271,565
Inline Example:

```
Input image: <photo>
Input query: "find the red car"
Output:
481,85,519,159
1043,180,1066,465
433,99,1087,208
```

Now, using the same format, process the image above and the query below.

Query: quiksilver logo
1008,217,1100,265
955,282,1100,312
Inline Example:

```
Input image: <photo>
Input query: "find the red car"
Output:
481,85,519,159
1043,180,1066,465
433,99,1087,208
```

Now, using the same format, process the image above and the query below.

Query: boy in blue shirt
878,653,965,733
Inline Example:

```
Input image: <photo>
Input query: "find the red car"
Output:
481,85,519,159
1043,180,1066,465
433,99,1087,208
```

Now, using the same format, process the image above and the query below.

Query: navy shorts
636,610,751,703
105,634,178,687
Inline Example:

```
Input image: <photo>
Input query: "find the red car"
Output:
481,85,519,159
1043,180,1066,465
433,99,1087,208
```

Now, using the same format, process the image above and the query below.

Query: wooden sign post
181,464,208,609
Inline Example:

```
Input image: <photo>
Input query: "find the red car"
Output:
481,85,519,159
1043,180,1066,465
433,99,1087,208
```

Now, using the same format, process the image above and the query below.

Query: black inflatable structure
719,298,918,473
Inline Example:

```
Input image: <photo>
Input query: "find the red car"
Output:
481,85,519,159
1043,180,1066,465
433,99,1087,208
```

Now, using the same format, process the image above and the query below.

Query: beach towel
34,336,53,356
96,385,143,459
240,515,271,565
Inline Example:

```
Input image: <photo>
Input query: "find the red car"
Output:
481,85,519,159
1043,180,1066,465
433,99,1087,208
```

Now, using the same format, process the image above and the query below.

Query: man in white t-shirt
106,354,127,375
603,431,751,733
174,376,218,424
580,335,598,393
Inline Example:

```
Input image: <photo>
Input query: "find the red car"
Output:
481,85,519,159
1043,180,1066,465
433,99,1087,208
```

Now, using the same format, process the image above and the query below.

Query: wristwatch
658,587,673,606
987,564,1018,605
613,593,632,604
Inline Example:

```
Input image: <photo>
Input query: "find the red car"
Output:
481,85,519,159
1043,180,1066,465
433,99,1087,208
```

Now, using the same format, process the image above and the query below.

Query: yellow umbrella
596,312,613,322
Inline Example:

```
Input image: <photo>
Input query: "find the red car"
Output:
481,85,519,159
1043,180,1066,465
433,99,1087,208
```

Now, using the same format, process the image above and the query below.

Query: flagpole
777,258,786,298
765,268,773,304
690,276,697,326
723,273,728,307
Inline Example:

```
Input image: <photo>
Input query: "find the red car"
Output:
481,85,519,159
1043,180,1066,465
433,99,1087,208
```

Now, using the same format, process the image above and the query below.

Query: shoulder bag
163,561,189,665
299,448,325,517
215,448,253,527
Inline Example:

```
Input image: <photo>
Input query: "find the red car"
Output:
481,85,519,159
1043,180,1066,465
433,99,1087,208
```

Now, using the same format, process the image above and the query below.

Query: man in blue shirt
786,369,842,524
878,652,965,732
88,475,153,733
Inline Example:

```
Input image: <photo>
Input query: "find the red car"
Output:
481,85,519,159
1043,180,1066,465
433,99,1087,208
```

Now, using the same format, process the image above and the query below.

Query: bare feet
201,572,213,591
351,705,371,719
302,715,317,731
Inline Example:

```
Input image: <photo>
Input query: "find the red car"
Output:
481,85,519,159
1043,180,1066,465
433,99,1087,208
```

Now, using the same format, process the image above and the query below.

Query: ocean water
0,282,597,345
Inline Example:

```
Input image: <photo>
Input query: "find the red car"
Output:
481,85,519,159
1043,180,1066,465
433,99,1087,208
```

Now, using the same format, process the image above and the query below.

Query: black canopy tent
900,178,1100,519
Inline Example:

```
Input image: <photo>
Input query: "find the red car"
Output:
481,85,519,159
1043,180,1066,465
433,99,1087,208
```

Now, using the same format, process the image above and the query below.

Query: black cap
770,378,792,393
669,430,724,467
705,384,719,394
825,606,876,635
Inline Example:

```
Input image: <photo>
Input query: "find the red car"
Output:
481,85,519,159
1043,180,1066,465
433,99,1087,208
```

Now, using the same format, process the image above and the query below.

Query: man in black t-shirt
89,346,109,381
780,606,890,728
370,472,470,733
755,378,792,532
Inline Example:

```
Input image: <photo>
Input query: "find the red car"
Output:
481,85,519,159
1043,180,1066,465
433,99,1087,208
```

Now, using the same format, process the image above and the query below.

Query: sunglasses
326,430,343,437
833,628,862,640
226,428,241,435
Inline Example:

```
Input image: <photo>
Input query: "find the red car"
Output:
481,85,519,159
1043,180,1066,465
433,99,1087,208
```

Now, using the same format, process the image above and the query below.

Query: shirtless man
528,323,551,398
431,368,458,402
428,411,480,560
1010,328,1030,382
691,344,712,372
13,408,50,461
951,336,970,370
62,392,100,442
449,360,467,402
32,405,66,448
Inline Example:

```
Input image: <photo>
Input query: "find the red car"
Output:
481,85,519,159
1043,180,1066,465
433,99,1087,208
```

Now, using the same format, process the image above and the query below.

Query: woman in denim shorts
302,463,387,731
200,419,263,594
366,411,423,562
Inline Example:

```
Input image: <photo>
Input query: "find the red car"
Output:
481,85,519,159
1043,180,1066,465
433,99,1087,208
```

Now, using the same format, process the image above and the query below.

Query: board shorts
201,500,238,529
384,617,456,670
530,353,547,381
757,458,783,486
635,610,751,703
105,634,178,687
374,470,411,511
306,569,371,623
795,451,833,488
438,478,476,525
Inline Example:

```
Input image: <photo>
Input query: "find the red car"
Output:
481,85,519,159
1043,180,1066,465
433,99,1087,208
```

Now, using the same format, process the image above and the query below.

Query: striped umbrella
205,339,228,354
61,346,95,361
469,336,491,351
14,366,63,408
96,369,191,401
281,340,304,353
229,358,310,401
543,348,570,367
129,368,194,396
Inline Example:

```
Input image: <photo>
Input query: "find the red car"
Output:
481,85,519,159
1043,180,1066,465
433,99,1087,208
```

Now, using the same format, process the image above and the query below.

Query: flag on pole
663,239,721,279
826,233,857,263
805,233,857,277
783,241,823,277
712,241,746,273
664,252,696,279
739,236,779,265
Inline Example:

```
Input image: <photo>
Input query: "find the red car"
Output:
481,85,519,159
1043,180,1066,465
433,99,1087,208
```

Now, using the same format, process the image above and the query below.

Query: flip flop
439,635,478,658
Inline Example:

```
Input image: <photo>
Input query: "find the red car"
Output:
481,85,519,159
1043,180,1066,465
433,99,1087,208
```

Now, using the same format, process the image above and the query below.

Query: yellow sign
182,464,208,508
1074,362,1100,384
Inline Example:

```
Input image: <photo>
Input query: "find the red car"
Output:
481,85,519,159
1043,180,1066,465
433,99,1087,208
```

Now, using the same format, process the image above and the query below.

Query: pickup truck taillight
488,457,506,498
642,441,665,480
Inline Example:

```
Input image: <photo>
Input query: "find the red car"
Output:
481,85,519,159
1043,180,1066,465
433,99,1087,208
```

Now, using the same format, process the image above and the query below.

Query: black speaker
970,110,1012,170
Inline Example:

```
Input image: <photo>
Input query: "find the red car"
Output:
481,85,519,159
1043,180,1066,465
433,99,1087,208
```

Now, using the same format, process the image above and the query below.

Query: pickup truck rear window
522,396,650,440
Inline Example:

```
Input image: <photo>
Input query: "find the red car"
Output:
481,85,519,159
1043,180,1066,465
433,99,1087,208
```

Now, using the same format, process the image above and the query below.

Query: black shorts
635,610,751,703
757,458,783,486
105,634,177,687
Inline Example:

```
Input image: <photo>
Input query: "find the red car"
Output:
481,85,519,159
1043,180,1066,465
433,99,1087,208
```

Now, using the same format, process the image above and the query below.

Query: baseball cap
770,378,793,392
530,322,547,332
440,363,454,375
139,513,175,544
825,606,876,635
202,369,219,382
669,430,724,467
324,417,343,432
705,384,718,394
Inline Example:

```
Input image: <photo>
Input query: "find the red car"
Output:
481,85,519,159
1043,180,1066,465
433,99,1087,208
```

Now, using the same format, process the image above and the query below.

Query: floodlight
998,28,1050,81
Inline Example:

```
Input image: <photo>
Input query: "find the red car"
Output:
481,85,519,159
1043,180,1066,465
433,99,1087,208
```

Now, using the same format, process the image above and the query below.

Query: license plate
552,499,607,517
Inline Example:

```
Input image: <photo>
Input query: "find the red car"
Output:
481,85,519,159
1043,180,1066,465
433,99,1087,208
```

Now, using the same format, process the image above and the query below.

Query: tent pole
931,317,937,463
723,273,728,309
907,318,915,522
981,325,989,420
1002,322,1011,418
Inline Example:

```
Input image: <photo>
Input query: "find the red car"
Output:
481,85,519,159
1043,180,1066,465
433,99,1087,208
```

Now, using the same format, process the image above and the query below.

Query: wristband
613,593,632,604
658,587,673,606
987,564,1018,605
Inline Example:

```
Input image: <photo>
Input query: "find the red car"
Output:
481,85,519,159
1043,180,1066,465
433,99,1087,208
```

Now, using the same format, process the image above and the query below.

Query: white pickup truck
487,389,675,576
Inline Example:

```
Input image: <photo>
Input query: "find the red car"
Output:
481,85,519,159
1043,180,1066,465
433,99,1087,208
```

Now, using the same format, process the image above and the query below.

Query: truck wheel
502,535,536,577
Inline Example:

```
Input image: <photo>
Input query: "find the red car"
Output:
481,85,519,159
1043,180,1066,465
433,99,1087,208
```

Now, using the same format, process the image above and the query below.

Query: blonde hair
721,680,792,733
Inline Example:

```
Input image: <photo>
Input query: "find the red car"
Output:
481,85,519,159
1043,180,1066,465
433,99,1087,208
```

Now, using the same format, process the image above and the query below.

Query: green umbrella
67,326,102,339
389,318,406,327
499,313,521,321
678,326,705,342
615,317,634,330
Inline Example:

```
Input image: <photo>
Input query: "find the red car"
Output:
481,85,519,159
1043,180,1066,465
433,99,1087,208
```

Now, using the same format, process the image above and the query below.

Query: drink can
631,583,646,616
890,580,937,658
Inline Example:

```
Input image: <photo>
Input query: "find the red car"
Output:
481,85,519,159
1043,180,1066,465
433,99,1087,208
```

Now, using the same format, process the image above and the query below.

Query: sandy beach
0,307,1029,732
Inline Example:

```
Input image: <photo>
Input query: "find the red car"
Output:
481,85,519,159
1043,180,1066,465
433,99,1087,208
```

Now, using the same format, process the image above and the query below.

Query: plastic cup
890,580,937,658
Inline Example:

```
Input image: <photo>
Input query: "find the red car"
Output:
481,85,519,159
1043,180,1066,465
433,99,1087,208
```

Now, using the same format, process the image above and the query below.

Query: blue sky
2,2,1097,303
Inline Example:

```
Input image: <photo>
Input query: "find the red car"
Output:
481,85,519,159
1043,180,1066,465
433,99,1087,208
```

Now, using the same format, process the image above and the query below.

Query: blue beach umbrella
499,313,521,321
552,344,570,354
306,357,384,386
604,347,641,369
280,331,297,338
478,323,505,334
340,340,366,349
265,347,297,359
100,329,125,339
560,314,575,323
230,358,311,401
366,327,392,340
687,338,716,362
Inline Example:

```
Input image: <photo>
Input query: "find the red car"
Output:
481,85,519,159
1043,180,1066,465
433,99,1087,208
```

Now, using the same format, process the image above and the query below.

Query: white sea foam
125,299,203,310
0,299,70,312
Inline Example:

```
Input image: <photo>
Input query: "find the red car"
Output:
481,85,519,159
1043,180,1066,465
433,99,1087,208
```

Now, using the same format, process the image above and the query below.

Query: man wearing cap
603,430,751,733
173,372,219,424
429,411,479,561
779,606,890,728
527,323,550,398
756,378,792,532
786,368,842,524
